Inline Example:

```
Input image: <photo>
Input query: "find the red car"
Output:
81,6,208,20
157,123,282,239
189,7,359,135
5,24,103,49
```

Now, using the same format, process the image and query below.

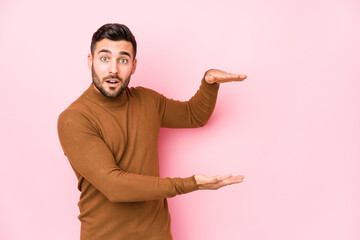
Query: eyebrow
97,49,131,57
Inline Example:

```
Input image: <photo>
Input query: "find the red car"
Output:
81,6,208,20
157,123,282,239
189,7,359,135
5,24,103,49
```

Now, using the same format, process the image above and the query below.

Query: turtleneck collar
84,83,129,108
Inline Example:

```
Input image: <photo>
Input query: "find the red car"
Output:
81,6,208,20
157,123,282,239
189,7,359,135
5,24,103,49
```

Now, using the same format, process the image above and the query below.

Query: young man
58,23,246,240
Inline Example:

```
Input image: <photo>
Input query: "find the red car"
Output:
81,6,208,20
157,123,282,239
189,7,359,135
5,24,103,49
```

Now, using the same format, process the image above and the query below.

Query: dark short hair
90,23,137,57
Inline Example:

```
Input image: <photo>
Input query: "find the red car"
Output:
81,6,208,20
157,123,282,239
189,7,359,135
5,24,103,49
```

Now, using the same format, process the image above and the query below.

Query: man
57,23,246,240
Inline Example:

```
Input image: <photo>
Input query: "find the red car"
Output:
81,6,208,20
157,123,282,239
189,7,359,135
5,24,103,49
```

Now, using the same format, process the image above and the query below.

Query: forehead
94,39,134,56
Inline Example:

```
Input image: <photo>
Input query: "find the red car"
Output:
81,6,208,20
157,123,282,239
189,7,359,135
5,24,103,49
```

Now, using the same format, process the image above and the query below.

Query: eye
101,56,109,62
119,58,128,64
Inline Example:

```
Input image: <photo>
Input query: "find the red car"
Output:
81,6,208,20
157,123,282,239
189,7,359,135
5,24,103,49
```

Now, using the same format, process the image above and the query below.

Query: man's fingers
211,175,244,187
223,175,244,184
216,174,243,182
223,174,233,179
215,174,235,182
238,74,247,79
195,174,244,190
215,74,247,83
204,69,247,84
224,73,247,80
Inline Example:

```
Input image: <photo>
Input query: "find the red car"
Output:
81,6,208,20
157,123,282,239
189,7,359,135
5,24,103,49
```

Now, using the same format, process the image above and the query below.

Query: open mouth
106,80,119,84
105,78,121,87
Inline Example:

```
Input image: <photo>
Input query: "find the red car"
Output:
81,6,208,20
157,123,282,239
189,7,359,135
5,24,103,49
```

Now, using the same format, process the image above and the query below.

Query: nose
109,59,118,74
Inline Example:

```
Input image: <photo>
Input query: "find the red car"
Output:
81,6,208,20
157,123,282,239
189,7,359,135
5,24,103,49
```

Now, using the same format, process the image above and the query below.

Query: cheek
93,62,108,77
120,65,134,76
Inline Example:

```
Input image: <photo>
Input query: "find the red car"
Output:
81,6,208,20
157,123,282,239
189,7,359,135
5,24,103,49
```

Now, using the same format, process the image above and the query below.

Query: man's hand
204,69,247,84
194,174,244,190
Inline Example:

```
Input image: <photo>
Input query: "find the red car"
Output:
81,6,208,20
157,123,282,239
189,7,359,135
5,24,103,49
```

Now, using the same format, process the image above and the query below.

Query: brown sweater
57,79,219,240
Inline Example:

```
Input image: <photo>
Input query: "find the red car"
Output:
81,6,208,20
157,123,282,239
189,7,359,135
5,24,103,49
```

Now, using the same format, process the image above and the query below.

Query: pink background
1,0,359,239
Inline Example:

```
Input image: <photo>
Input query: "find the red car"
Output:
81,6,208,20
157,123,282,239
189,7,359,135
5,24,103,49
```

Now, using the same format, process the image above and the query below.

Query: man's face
88,39,137,97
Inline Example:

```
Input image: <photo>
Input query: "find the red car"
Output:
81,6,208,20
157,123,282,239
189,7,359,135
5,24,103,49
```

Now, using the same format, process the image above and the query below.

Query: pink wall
1,0,359,239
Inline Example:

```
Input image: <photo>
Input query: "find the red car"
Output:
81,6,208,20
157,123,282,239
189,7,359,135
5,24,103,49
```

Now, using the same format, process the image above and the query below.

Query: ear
131,58,137,75
87,53,93,70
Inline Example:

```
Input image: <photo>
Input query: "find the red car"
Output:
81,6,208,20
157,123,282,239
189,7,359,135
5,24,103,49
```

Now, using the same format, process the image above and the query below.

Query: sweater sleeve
160,78,220,128
57,110,198,203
